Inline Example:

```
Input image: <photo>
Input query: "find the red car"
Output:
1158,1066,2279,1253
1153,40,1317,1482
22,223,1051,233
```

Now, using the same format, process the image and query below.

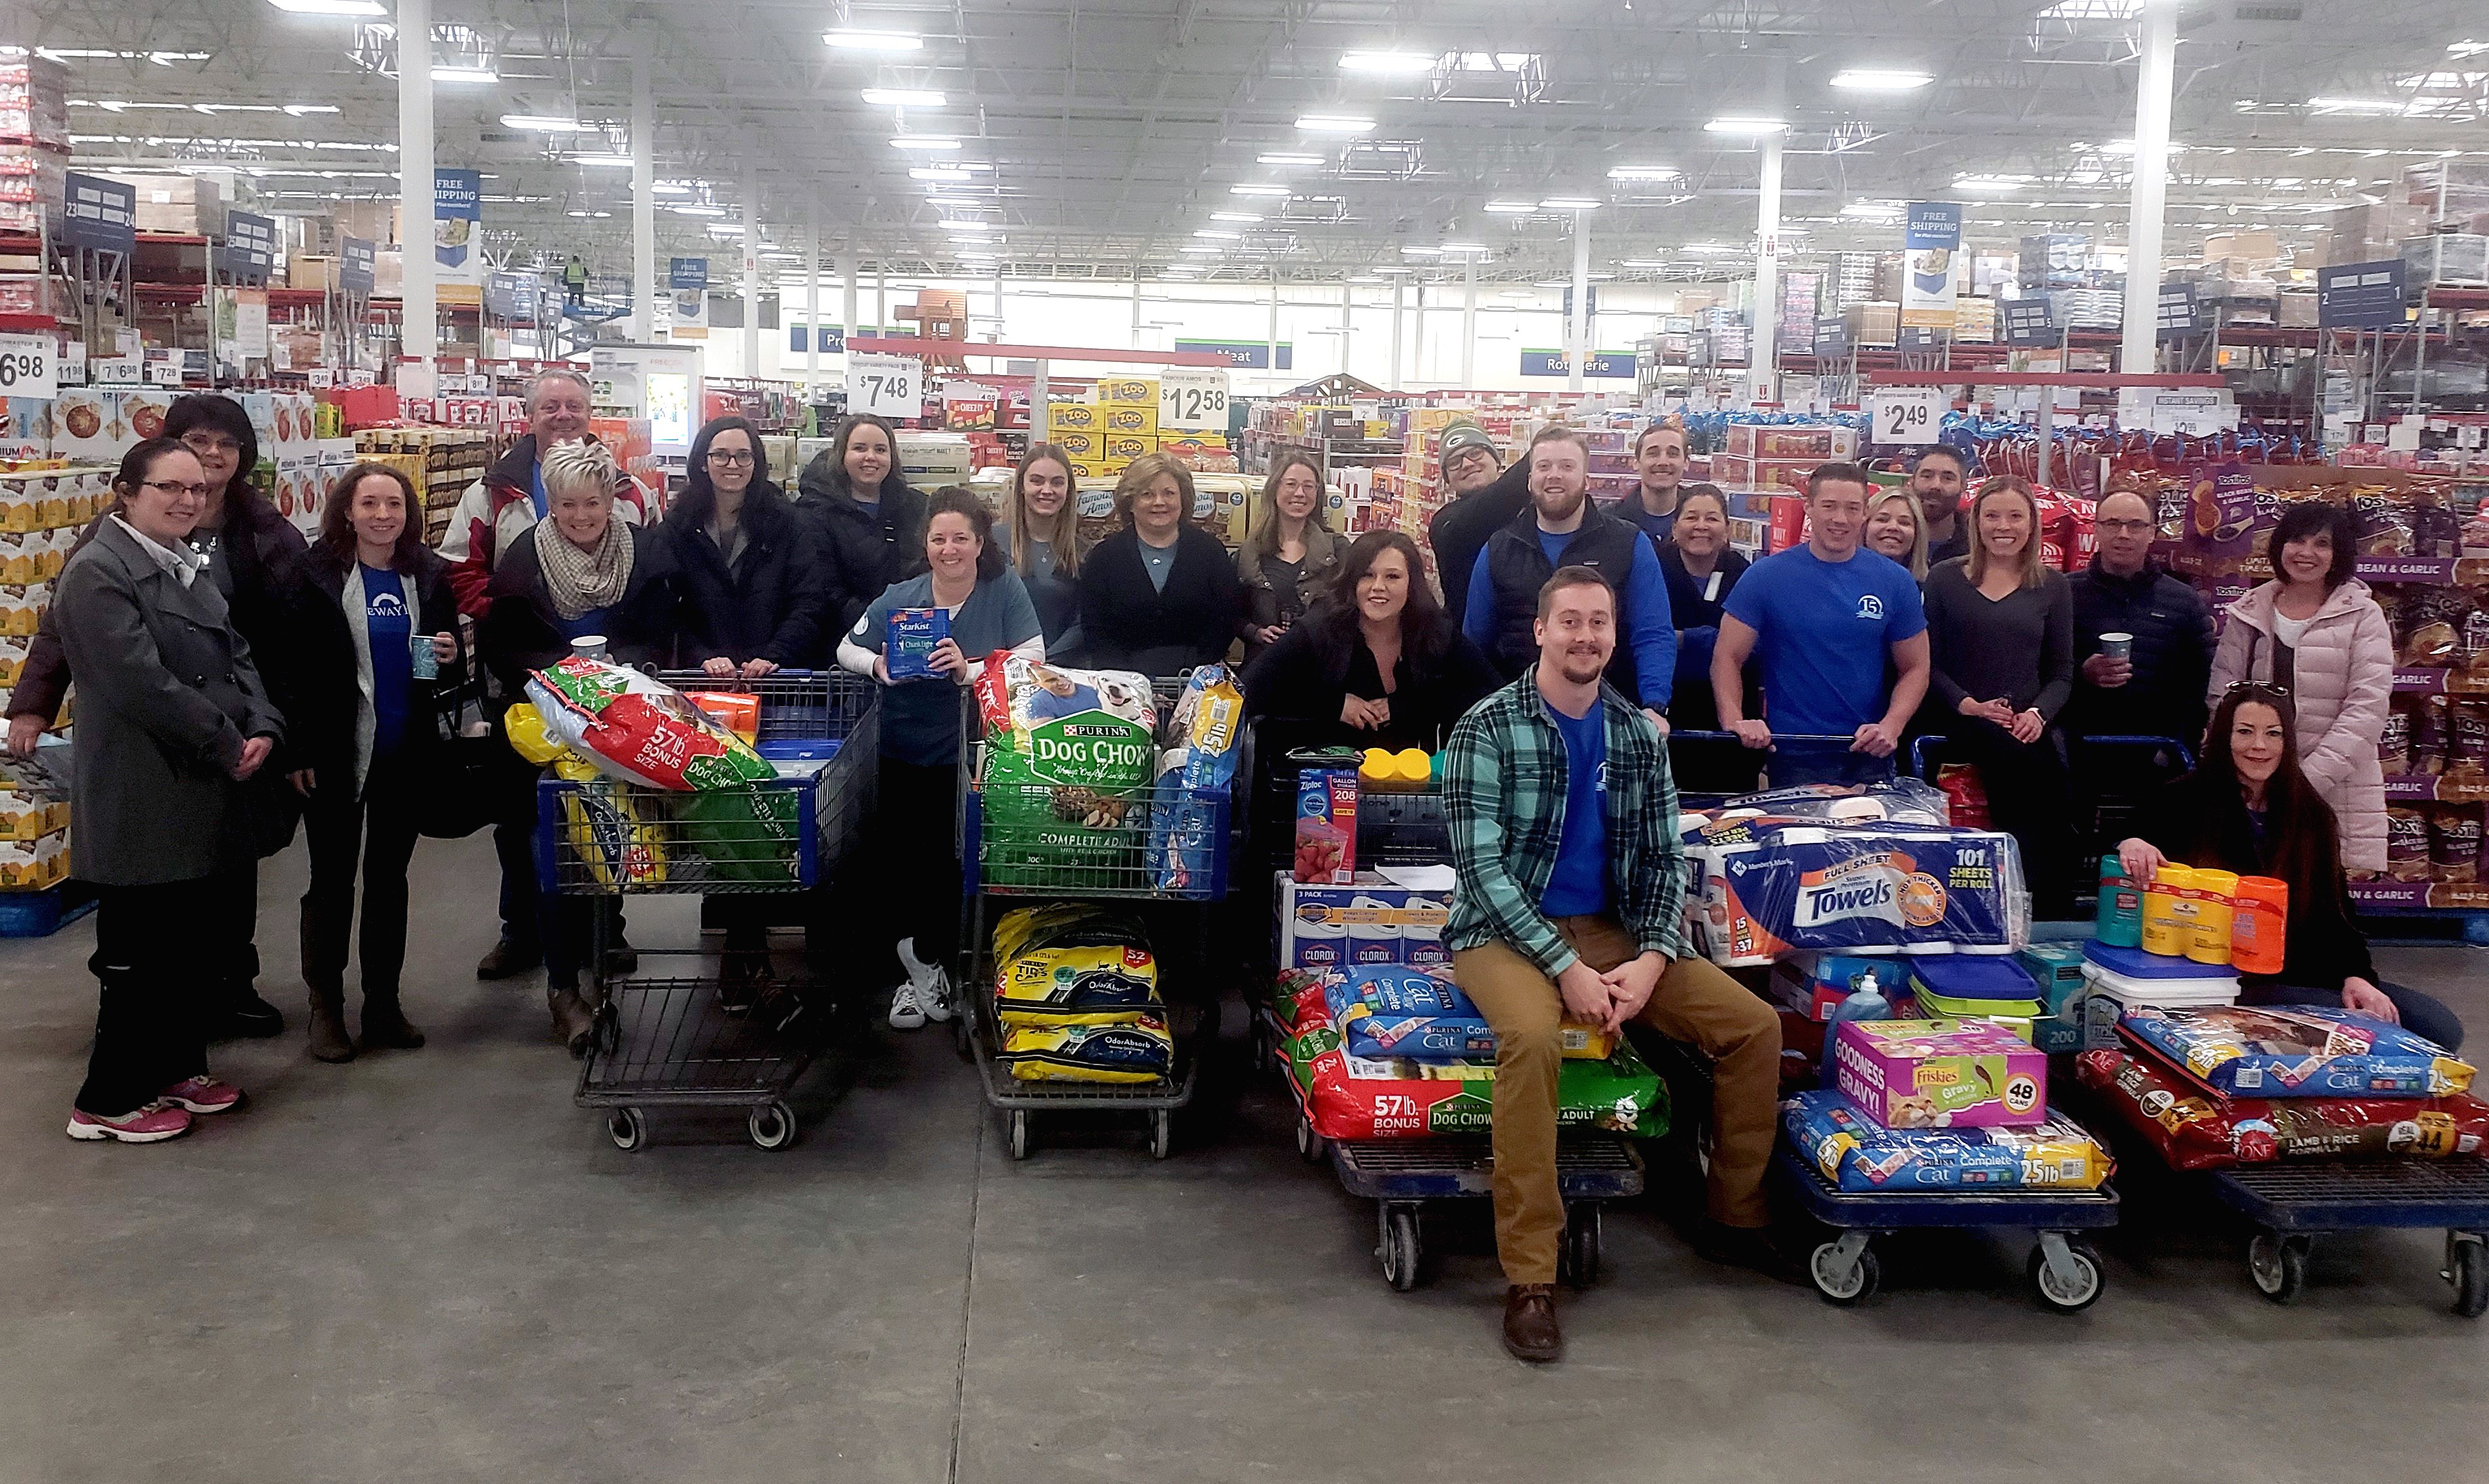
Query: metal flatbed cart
538,670,878,1151
1774,1147,2121,1311
955,676,1232,1161
2210,1159,2489,1315
1336,1136,1644,1294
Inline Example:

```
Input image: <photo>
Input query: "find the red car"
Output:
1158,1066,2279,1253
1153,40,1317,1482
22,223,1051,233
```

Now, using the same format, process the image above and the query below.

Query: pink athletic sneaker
67,1102,193,1144
160,1076,244,1114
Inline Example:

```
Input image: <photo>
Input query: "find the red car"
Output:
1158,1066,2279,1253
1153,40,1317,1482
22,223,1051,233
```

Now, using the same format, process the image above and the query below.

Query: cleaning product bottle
2187,868,2241,965
2140,865,2194,957
1819,967,1890,1082
2095,854,2143,948
2229,876,2290,974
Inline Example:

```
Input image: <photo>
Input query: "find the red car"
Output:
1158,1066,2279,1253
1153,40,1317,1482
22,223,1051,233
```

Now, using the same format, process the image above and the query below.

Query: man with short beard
1443,567,1788,1366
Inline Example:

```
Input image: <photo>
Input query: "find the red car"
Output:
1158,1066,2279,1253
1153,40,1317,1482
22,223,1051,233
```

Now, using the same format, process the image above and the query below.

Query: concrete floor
6,833,2489,1484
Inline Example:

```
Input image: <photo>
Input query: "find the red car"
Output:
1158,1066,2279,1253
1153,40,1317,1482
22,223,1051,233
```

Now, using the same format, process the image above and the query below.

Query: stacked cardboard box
0,56,65,237
0,463,113,891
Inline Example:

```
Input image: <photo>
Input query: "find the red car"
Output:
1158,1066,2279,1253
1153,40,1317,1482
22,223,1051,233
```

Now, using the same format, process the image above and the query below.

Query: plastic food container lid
2083,939,2237,981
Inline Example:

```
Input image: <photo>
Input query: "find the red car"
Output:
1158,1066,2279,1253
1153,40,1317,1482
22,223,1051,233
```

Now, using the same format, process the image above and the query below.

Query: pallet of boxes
352,426,495,548
0,463,117,934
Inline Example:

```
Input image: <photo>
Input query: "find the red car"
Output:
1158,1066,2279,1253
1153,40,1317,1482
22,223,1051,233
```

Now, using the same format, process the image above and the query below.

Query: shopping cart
1908,733,2193,871
955,674,1232,1160
2208,1159,2489,1315
1774,1147,2122,1311
1666,730,1901,806
538,670,879,1151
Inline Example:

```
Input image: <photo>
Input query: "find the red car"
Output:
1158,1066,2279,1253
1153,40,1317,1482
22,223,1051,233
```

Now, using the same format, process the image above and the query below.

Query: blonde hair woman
1236,447,1343,662
996,442,1087,658
1920,471,2078,917
1864,488,1931,582
1077,452,1244,675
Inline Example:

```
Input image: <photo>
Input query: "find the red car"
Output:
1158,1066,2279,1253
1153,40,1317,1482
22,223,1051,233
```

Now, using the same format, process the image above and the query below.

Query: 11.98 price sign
1868,386,1943,446
0,333,56,401
848,353,923,420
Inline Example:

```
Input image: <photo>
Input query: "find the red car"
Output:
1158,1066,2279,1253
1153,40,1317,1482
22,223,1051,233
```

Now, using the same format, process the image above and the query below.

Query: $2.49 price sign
848,352,923,420
1157,367,1230,433
0,333,56,401
1868,385,1944,446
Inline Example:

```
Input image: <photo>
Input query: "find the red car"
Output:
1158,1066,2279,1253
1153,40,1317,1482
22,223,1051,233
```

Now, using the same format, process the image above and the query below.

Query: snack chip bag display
999,1014,1174,1084
2117,1005,2476,1099
974,654,1160,887
991,903,1161,1025
2076,1047,2489,1170
1783,1089,2112,1192
526,656,775,792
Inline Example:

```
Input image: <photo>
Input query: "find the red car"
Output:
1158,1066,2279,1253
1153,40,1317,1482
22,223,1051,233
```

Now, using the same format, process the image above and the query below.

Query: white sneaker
898,940,953,1024
888,978,927,1031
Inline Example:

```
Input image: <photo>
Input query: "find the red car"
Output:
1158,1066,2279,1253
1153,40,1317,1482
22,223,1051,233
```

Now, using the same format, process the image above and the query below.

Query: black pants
494,816,540,949
299,751,422,1000
874,754,961,968
205,858,261,993
77,880,214,1117
1948,718,2079,921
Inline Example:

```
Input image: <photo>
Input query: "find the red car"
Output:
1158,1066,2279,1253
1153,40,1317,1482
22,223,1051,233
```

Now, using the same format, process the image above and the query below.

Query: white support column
631,40,655,341
876,265,886,342
993,265,1005,342
1390,280,1404,389
1568,221,1590,391
740,160,759,378
1412,282,1427,387
1130,267,1142,350
1749,54,1786,406
1340,278,1353,376
1460,254,1477,387
804,211,819,392
2120,0,2180,374
842,253,858,355
395,0,435,366
1266,271,1280,387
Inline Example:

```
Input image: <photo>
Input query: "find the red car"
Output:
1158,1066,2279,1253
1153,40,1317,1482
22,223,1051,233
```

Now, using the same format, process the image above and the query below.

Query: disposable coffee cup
570,635,609,661
2100,633,2133,663
409,630,438,680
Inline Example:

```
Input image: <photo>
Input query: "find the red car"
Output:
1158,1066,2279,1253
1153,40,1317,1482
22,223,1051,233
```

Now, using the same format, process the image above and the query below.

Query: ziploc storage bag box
1832,1018,2048,1129
2017,940,2092,1053
884,608,948,681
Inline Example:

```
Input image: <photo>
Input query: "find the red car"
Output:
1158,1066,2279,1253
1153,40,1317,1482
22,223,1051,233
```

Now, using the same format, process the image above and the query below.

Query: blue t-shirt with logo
1723,545,1926,740
362,565,414,757
1540,701,1609,919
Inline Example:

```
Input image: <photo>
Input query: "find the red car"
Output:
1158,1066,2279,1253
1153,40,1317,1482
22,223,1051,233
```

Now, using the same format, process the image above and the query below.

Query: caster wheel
748,1100,797,1151
1294,1110,1327,1166
1379,1208,1421,1293
2249,1232,2309,1304
607,1108,647,1153
1811,1239,1878,1306
2447,1236,2488,1319
1558,1205,1602,1290
2029,1241,2105,1313
1150,1110,1174,1161
1008,1110,1031,1161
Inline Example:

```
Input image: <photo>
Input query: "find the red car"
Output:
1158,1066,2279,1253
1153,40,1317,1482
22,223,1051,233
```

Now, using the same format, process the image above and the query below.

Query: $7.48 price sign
1868,385,1944,446
848,352,923,420
0,333,56,401
1158,367,1230,433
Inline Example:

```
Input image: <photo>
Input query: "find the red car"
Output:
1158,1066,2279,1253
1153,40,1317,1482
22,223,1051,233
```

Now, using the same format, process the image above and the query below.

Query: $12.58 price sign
0,333,56,401
1868,385,1944,446
1158,367,1230,433
848,353,923,420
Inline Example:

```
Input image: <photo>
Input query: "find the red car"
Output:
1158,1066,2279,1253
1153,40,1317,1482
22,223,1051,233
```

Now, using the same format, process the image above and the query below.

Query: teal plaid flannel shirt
1441,668,1688,978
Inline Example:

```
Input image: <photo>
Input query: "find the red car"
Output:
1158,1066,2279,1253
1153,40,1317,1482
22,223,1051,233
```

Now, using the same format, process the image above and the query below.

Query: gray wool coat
52,519,286,885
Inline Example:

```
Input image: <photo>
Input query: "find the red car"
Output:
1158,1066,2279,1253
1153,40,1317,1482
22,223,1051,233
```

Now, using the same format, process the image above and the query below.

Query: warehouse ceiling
25,0,2489,287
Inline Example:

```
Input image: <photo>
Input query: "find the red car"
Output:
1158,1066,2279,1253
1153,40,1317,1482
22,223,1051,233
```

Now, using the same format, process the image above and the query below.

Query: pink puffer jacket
2207,577,2393,874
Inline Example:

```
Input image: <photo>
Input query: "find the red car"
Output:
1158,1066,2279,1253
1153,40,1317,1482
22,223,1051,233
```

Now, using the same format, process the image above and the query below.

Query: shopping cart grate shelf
577,977,825,1102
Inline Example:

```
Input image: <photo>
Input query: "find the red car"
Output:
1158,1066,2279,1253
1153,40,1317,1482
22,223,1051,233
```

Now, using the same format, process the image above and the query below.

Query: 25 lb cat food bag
1783,1089,2111,1192
976,655,1159,889
2077,1047,2489,1170
2118,1005,2476,1099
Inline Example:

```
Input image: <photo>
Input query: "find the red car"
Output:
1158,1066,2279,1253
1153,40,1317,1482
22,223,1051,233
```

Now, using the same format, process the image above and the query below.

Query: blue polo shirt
1723,544,1926,739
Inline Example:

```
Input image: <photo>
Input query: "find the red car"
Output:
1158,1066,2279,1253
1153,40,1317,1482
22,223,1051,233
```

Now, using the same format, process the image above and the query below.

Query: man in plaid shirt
1445,565,1786,1364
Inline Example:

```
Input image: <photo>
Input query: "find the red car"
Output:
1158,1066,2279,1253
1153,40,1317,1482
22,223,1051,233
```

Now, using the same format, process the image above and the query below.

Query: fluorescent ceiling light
283,103,340,115
1618,259,1672,269
1257,152,1323,167
1681,244,1741,256
890,136,960,150
1439,242,1485,253
1483,200,1535,214
1345,274,1383,283
502,114,595,131
670,204,727,217
1295,114,1376,134
824,29,923,52
1209,210,1263,223
2306,97,2411,114
1536,197,1600,211
1841,201,1905,218
566,153,633,167
1194,229,1242,240
1229,183,1291,196
432,65,498,82
1400,246,1442,256
942,220,994,232
1704,116,1788,135
1374,266,1416,275
910,167,970,181
1178,244,1225,254
2451,41,2489,58
1830,69,1932,91
651,181,691,195
1338,51,1436,74
862,88,946,107
1952,174,2026,191
267,0,386,15
1607,165,1680,180
564,210,610,219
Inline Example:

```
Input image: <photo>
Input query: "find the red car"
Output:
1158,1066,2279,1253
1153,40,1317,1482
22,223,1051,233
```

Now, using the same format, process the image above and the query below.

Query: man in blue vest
1461,425,1675,719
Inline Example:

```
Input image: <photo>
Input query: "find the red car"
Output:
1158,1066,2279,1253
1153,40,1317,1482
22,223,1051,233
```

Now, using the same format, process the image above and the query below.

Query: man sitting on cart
1443,565,1787,1365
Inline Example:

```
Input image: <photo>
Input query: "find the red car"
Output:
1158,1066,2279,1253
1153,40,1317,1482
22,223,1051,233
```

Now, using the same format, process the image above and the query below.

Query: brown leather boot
547,985,595,1054
357,989,426,1051
1501,1283,1562,1364
306,984,355,1064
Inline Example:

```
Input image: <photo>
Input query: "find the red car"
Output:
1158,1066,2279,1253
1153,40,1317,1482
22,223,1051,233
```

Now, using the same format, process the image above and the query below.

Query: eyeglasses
705,450,754,467
2095,518,2152,534
179,435,242,456
140,478,210,499
2222,680,2291,701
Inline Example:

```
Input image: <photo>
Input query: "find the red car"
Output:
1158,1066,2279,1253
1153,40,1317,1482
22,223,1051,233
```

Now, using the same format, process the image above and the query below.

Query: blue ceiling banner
434,168,481,269
669,256,708,291
223,210,276,274
340,236,376,293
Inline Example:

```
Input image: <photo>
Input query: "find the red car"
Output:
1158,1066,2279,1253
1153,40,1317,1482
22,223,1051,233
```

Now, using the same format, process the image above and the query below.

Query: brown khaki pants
1453,915,1780,1285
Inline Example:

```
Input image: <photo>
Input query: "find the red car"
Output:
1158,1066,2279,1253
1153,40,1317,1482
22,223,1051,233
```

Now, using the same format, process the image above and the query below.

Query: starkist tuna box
1832,1018,2049,1129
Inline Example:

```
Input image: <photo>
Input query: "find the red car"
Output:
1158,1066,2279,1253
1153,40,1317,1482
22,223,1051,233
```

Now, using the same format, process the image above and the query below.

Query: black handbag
418,676,536,840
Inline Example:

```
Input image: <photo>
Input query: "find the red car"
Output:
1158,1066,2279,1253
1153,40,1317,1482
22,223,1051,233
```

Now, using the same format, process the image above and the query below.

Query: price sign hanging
1868,385,1945,446
848,352,923,420
1157,367,1230,433
0,333,56,401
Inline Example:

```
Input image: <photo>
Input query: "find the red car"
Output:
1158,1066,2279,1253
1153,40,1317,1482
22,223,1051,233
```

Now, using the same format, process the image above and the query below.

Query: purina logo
1855,594,1885,620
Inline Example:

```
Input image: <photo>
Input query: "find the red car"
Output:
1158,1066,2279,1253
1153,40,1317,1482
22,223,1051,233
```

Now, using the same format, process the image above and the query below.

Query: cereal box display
1831,1017,2049,1129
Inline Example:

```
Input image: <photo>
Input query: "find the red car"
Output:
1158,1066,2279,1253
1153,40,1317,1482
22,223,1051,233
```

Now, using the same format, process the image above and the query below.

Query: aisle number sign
848,353,923,420
1868,386,1944,445
1159,367,1230,432
0,333,54,400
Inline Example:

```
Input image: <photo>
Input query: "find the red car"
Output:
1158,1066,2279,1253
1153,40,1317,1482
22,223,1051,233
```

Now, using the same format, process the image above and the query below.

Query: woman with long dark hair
795,412,926,639
295,462,461,1061
995,442,1087,660
1242,529,1500,754
2120,684,2464,1050
1235,448,1343,666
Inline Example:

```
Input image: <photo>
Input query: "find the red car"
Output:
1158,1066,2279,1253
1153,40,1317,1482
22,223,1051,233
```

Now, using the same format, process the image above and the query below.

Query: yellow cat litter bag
999,1014,1174,1084
991,904,1161,1027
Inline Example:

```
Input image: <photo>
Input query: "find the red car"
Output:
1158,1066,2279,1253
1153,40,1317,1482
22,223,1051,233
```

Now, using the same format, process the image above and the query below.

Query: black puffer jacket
2066,556,2216,745
659,480,831,669
793,452,927,638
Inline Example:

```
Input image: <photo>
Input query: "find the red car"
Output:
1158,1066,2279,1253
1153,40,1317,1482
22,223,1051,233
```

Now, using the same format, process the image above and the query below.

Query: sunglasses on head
2223,680,2291,701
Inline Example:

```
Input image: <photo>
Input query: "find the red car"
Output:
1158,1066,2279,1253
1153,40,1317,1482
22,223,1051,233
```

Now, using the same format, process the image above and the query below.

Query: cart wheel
2028,1240,2105,1313
2447,1235,2489,1319
1294,1109,1328,1166
1558,1205,1603,1290
1811,1238,1879,1306
607,1108,647,1153
2248,1232,2309,1304
1379,1207,1421,1293
1007,1110,1031,1161
748,1100,797,1152
1149,1110,1174,1161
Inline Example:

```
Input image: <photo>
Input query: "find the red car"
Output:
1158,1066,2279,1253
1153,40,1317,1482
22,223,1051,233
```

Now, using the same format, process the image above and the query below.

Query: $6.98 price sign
848,353,923,420
1158,367,1230,433
0,333,56,400
1868,385,1944,446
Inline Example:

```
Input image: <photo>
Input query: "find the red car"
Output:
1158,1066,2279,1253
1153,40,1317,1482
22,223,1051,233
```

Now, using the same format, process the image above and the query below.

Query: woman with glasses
2207,501,2392,874
1920,475,2079,917
5,393,320,1042
52,440,285,1142
1234,450,1343,667
993,443,1087,661
2119,684,2464,1051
